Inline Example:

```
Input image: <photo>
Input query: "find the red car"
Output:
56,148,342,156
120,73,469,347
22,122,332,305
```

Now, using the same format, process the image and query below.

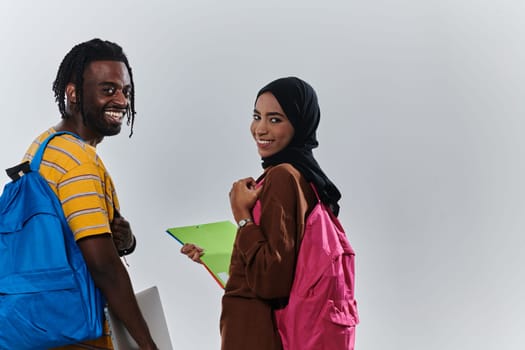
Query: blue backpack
0,132,105,349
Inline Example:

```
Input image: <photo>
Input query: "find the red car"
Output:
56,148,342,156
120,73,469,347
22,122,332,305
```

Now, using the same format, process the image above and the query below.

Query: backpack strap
309,182,342,225
309,183,323,203
30,131,82,172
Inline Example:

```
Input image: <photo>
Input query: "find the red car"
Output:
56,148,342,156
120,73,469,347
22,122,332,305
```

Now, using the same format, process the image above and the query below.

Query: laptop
105,286,173,350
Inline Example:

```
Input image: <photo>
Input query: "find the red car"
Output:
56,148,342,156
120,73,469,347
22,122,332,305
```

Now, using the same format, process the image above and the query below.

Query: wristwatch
118,234,137,257
238,218,252,228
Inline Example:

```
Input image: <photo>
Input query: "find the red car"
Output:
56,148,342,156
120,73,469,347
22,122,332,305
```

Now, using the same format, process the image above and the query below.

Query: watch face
238,219,250,227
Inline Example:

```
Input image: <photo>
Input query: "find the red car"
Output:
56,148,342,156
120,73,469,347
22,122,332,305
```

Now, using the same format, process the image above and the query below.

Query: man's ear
66,83,77,104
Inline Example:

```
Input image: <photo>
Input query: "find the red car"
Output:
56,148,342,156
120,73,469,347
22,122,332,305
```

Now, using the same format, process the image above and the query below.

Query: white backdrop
1,1,524,349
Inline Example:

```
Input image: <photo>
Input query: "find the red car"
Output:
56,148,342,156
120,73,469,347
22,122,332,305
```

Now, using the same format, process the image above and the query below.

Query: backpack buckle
5,161,31,181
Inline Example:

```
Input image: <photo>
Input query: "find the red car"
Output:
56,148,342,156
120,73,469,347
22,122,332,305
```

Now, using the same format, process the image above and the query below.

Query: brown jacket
220,164,317,350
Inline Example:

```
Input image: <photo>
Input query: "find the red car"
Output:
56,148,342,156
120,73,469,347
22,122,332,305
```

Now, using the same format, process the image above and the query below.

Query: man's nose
113,90,128,106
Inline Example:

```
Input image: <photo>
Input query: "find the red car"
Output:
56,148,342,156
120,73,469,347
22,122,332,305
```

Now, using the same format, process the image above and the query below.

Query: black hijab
256,76,342,216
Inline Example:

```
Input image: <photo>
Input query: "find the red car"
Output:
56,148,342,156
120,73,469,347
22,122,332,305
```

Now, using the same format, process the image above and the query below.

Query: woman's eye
270,117,281,123
253,115,261,120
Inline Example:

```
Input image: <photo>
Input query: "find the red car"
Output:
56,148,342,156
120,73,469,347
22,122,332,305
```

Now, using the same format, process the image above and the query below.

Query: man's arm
77,234,157,349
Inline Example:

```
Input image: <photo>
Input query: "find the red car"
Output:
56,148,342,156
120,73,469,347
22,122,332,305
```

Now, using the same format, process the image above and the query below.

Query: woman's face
251,92,295,158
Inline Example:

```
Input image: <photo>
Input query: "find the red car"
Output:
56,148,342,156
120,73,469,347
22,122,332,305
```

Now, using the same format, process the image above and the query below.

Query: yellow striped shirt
23,127,120,241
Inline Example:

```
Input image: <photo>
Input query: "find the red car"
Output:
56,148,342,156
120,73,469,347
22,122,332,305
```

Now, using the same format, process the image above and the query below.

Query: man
23,38,157,349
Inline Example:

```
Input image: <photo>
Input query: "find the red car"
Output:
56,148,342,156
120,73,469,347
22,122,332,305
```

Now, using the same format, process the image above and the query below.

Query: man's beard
83,110,122,137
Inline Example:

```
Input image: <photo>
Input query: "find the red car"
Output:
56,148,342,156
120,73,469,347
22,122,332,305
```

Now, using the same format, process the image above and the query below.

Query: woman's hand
229,177,262,222
180,243,204,264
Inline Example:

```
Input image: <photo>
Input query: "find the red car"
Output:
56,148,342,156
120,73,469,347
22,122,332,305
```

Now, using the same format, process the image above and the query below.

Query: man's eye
104,87,115,94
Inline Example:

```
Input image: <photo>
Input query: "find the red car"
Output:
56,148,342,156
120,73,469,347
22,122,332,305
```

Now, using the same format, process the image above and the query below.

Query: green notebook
166,220,237,289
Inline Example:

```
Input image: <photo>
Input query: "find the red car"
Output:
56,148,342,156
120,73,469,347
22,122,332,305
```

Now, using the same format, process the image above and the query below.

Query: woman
182,77,356,349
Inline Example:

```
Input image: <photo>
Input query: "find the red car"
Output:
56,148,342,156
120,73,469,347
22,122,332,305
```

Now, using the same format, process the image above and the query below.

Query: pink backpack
253,183,359,350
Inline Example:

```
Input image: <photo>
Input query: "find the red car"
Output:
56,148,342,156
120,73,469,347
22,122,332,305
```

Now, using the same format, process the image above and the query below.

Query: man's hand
111,215,135,254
